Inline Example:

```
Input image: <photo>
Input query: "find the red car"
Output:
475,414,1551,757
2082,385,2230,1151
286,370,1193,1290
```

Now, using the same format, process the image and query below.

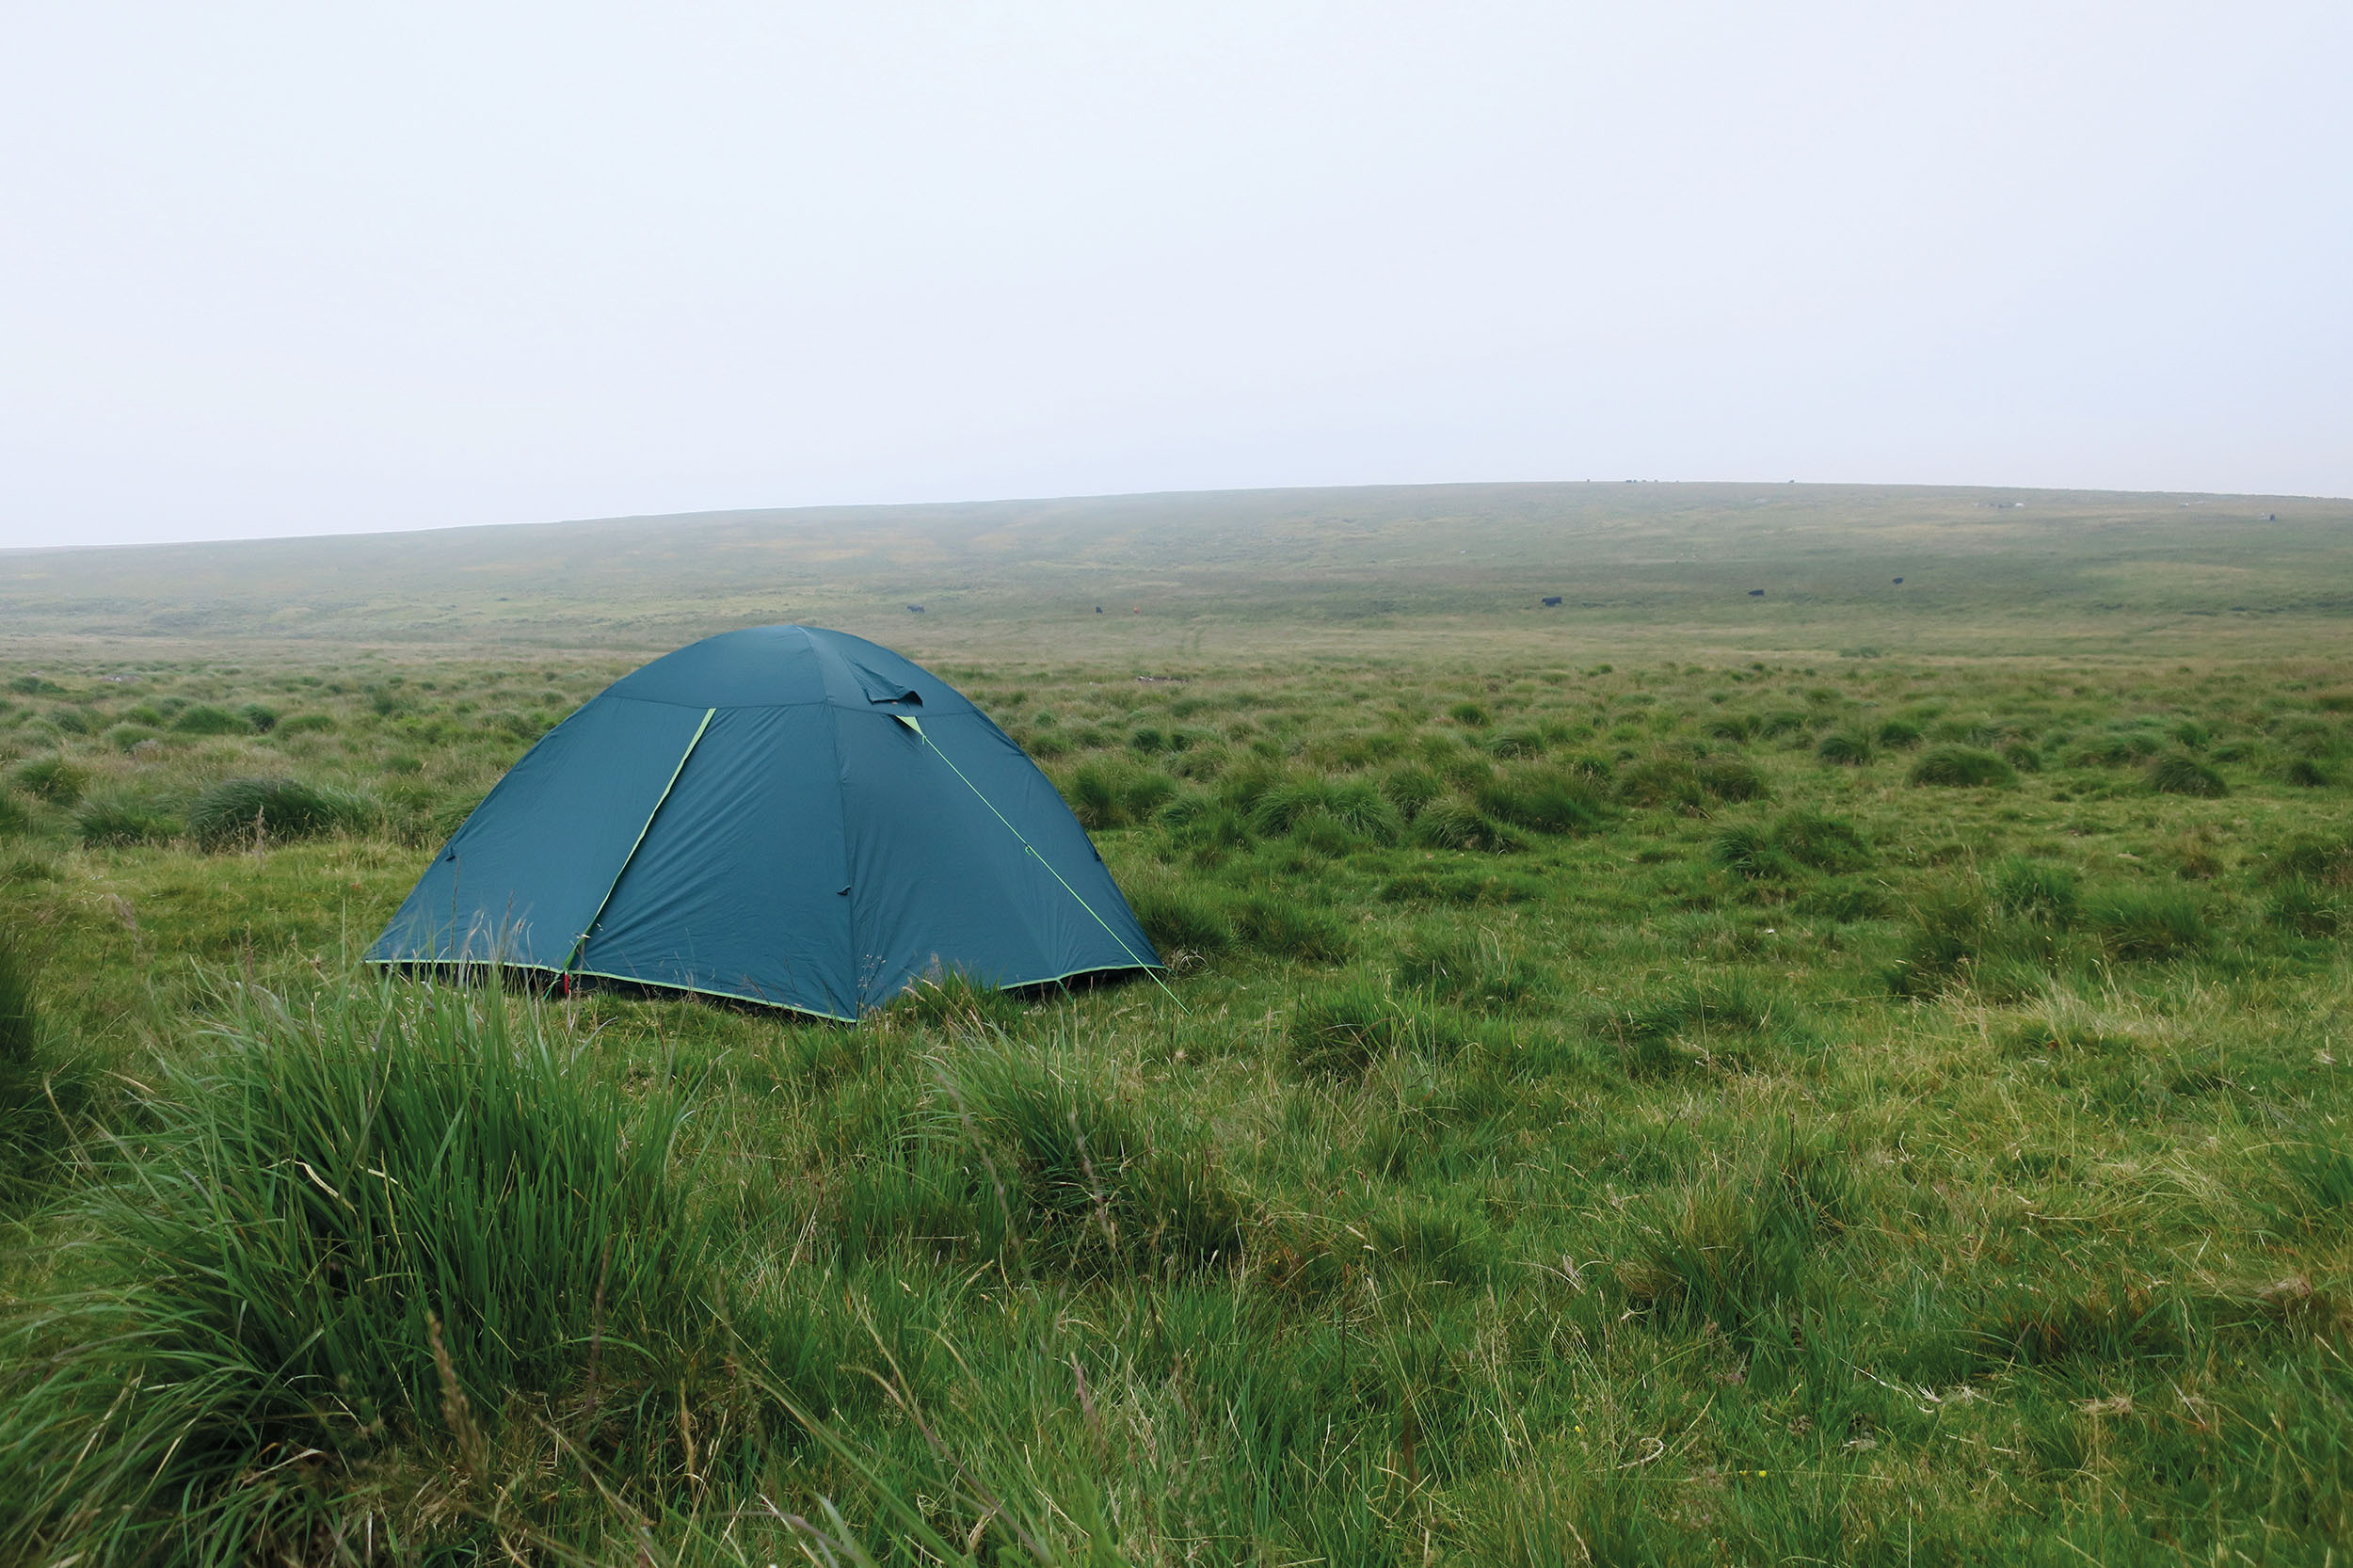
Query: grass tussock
1616,1129,1850,1337
1127,879,1235,956
1695,757,1769,802
2082,884,2212,960
1816,729,1874,765
1709,823,1786,878
1992,856,2080,924
187,776,376,850
0,930,34,1066
1062,759,1177,829
1909,745,2017,788
1394,927,1550,1013
2267,878,2352,937
0,976,736,1562
10,758,88,805
1233,893,1351,962
1289,981,1465,1077
1613,757,1704,810
1379,762,1446,820
1596,980,1800,1076
933,1044,1250,1273
880,968,1034,1032
74,789,178,848
1473,766,1606,835
1876,717,1924,748
1402,795,1517,853
2147,751,2229,797
1775,808,1872,871
2267,833,2353,887
1709,806,1871,880
168,703,250,736
1887,881,2080,996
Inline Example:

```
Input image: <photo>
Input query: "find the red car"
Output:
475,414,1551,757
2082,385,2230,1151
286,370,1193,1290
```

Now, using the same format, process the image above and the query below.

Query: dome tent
369,626,1160,1018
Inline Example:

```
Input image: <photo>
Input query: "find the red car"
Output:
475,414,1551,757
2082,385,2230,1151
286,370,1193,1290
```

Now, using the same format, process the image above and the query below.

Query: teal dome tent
369,626,1160,1018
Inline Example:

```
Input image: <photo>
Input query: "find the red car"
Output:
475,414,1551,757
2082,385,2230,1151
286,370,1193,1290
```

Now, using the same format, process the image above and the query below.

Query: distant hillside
4,482,2347,661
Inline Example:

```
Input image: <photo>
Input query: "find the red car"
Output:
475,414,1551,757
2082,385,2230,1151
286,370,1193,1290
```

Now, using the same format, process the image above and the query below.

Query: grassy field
2,483,2350,1564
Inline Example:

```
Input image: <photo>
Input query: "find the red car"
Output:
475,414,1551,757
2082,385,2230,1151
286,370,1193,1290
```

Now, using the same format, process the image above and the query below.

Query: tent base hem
363,956,1162,1022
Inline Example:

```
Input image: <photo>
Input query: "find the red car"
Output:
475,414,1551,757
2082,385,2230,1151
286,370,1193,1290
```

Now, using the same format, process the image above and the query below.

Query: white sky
3,2,2347,548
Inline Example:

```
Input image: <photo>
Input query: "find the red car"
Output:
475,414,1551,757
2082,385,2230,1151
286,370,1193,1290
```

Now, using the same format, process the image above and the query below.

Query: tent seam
561,706,715,974
824,696,868,1013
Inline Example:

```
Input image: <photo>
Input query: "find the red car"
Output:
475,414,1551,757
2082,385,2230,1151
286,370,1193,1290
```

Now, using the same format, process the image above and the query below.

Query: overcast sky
3,3,2347,549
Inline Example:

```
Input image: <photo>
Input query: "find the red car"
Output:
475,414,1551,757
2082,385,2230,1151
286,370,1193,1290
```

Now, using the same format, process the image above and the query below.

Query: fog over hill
6,481,2348,661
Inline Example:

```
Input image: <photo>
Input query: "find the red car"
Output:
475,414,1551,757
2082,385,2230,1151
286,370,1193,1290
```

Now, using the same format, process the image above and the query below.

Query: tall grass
1473,766,1605,834
1060,760,1177,829
0,974,731,1563
1409,796,1522,852
0,929,34,1066
953,1043,1249,1273
1816,729,1874,764
186,776,376,850
0,928,85,1215
1910,745,2017,788
1616,1130,1850,1341
2147,751,2229,796
1393,927,1549,1013
1993,856,2080,924
74,788,179,847
6,639,2353,1562
1613,757,1704,808
1773,808,1872,871
1597,980,1800,1076
1126,879,1234,955
2083,885,2211,959
9,757,86,805
1875,716,1924,747
168,703,248,736
1289,980,1466,1076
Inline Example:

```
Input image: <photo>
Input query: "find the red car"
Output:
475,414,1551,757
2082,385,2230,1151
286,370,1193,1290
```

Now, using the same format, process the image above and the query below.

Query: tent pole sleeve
562,706,716,975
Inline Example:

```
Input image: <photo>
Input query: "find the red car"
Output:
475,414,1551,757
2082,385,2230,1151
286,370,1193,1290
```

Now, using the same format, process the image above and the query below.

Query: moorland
1,481,2349,1565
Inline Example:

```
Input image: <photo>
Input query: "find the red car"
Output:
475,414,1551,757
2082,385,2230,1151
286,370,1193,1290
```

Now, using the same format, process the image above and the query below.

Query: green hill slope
5,481,2348,659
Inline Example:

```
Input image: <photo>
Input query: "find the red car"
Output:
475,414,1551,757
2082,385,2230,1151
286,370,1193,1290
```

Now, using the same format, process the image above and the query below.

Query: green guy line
898,713,1187,1014
563,706,715,975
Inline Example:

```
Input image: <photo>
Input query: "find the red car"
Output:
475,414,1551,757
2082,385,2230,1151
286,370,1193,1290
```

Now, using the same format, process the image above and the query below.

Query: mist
3,2,2346,548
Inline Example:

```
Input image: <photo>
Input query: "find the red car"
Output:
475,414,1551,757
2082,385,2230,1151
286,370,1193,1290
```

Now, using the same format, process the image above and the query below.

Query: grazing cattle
1542,595,1562,607
1893,577,1903,584
905,603,925,614
1748,589,1766,597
